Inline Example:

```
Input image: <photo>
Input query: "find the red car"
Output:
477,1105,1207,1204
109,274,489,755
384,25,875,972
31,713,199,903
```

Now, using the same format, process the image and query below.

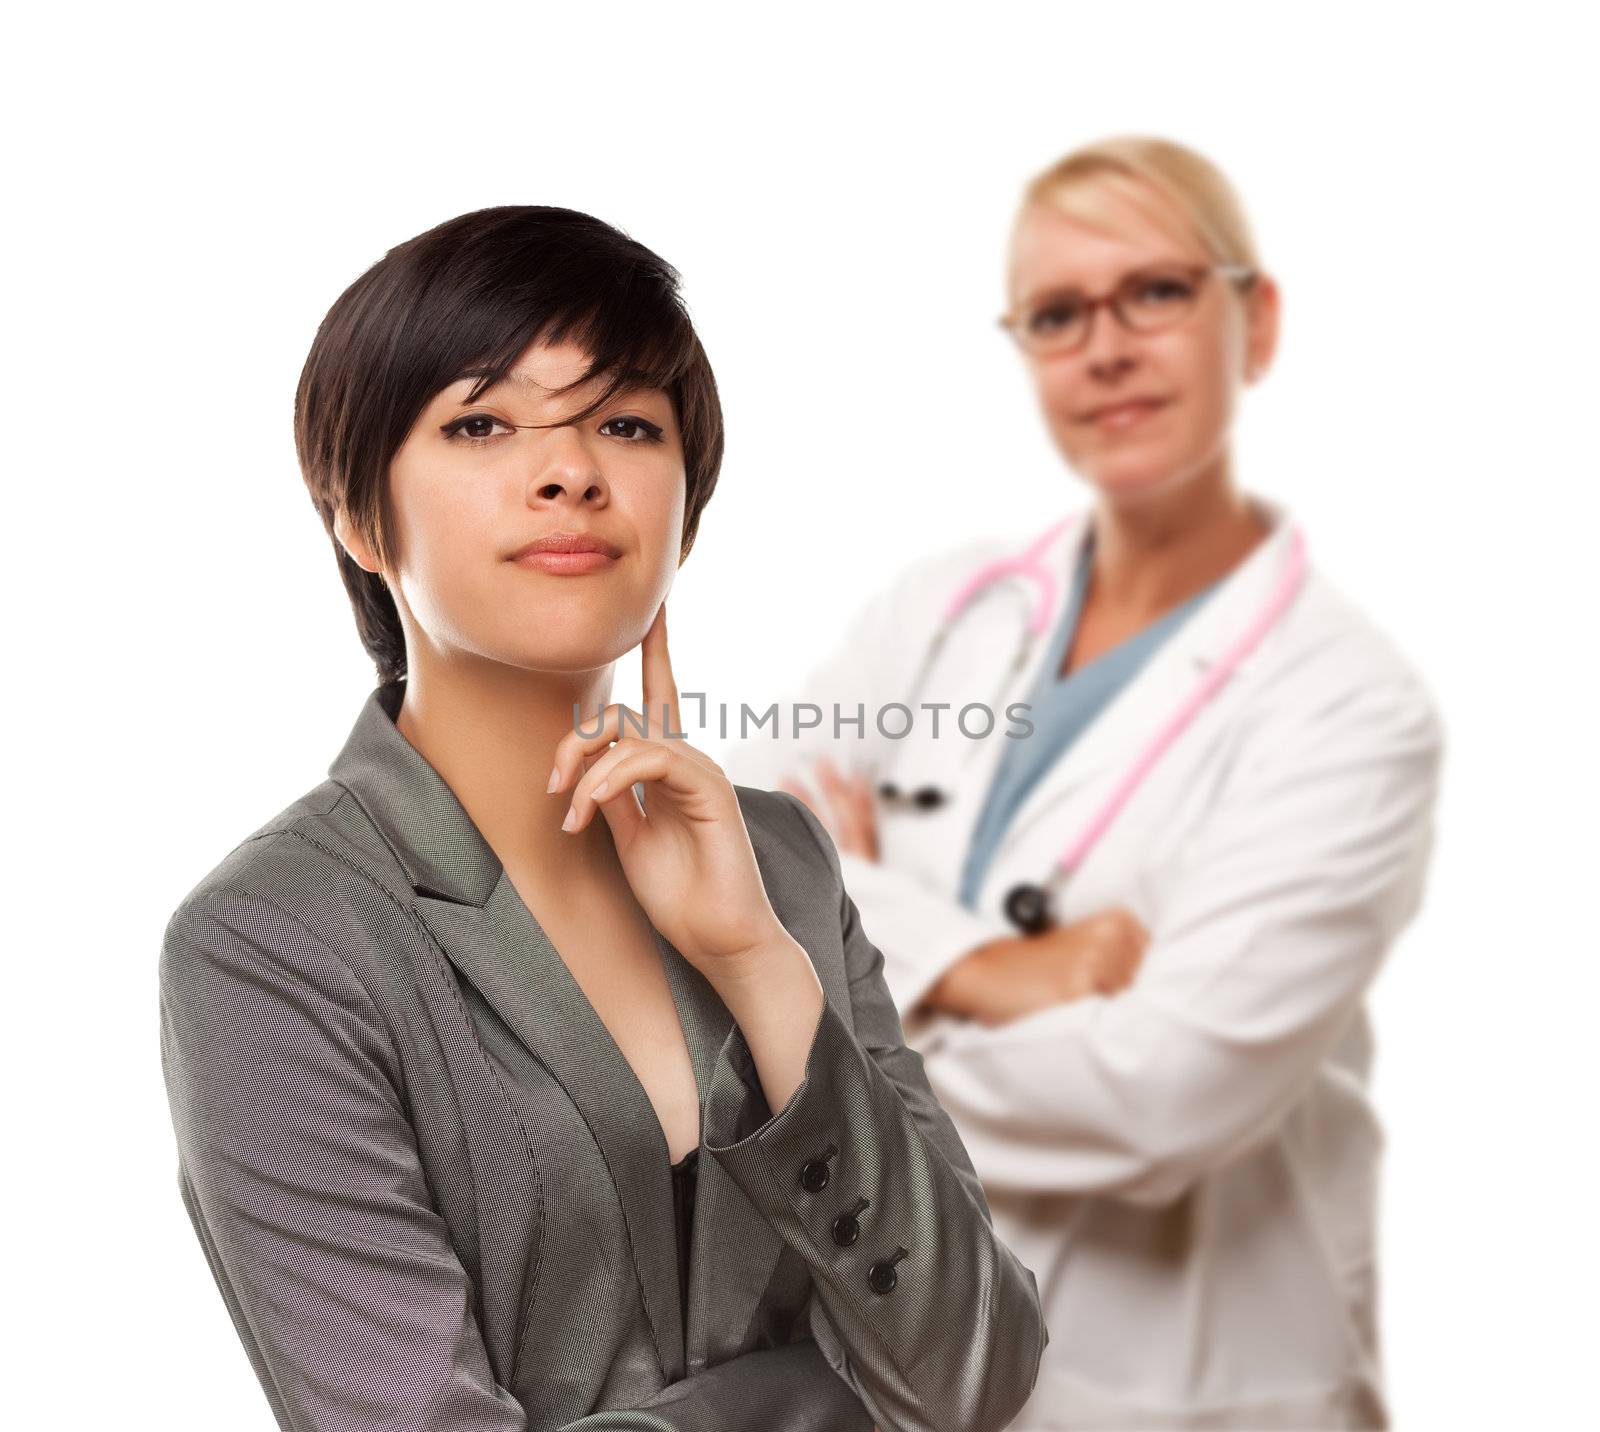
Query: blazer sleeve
701,795,1049,1432
158,888,879,1432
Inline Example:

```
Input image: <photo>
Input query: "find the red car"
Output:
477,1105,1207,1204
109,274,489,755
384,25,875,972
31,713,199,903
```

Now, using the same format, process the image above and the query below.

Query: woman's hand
548,601,789,983
778,754,880,861
919,908,1151,1028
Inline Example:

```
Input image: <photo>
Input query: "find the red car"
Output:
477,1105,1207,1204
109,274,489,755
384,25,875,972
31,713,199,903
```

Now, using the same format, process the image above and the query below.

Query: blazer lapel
407,882,692,1380
326,679,788,1384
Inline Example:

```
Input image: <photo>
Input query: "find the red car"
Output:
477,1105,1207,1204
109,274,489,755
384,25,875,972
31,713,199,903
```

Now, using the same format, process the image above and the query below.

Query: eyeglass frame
998,261,1258,355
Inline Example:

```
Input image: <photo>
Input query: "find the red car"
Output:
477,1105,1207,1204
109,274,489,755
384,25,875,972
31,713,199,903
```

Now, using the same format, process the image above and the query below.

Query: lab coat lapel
327,679,785,1384
992,496,1297,864
876,512,1093,895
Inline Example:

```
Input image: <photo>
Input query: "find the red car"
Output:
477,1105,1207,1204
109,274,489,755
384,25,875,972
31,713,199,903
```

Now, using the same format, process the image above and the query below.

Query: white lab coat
721,495,1445,1430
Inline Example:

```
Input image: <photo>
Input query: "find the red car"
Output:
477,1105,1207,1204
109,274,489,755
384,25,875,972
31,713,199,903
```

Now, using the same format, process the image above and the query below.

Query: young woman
724,138,1446,1429
157,205,1047,1432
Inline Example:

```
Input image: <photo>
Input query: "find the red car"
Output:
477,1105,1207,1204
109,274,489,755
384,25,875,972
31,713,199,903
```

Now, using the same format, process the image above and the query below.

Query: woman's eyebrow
450,370,552,398
454,369,667,403
1021,261,1196,301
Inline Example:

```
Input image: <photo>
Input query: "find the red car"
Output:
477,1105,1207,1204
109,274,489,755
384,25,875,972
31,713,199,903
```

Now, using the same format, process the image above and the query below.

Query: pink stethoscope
874,508,1310,933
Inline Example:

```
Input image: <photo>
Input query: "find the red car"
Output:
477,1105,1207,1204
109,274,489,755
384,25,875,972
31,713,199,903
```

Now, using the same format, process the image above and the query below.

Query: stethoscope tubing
1050,522,1308,879
881,509,1311,930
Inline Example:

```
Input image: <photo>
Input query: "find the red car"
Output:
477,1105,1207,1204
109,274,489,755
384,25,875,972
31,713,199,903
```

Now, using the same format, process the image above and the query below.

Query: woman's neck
394,658,621,886
1087,475,1270,623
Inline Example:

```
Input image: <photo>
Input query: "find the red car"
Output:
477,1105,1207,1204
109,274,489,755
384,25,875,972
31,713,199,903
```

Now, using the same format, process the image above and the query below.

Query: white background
7,3,1595,1427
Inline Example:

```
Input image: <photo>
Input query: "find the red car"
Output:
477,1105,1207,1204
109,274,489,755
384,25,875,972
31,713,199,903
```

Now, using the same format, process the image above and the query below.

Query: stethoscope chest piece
1003,882,1055,935
876,781,949,812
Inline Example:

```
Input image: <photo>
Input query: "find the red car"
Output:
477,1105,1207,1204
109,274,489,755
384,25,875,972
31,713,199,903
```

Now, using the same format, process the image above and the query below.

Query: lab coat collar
327,679,787,1382
1060,491,1298,673
988,493,1305,863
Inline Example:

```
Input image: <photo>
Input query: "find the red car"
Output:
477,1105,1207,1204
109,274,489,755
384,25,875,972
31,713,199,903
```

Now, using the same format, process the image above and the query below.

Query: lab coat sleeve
702,795,1049,1432
915,671,1446,1209
158,890,888,1432
835,850,1018,1020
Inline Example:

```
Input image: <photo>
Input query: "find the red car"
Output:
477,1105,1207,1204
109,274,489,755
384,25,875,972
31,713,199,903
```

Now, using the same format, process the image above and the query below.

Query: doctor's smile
1081,394,1171,430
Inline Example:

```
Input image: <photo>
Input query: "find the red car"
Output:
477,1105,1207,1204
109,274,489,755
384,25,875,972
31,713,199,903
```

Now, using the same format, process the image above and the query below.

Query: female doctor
722,135,1445,1429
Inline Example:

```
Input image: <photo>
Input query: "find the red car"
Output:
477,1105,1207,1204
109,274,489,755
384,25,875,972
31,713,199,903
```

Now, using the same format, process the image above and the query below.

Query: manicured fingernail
546,764,561,794
591,780,609,800
561,805,577,832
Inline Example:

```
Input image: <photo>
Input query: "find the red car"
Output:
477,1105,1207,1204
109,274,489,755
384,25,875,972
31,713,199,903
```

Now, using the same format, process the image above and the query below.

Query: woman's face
1006,187,1277,509
353,337,686,675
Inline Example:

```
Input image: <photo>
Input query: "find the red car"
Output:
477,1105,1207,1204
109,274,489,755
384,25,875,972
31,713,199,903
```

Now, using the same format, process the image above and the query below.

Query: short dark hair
293,205,724,686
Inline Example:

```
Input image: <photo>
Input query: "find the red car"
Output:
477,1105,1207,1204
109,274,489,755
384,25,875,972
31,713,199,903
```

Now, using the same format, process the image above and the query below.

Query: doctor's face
355,337,686,677
1006,188,1276,508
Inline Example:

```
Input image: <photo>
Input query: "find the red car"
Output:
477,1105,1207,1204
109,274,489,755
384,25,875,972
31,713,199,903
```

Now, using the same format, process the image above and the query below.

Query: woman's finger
640,600,683,742
548,702,648,793
563,739,708,834
852,768,879,812
563,738,664,832
849,775,879,856
845,769,881,860
814,756,869,852
573,754,648,845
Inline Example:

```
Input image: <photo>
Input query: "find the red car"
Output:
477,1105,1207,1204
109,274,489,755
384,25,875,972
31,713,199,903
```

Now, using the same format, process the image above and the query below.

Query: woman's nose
526,425,609,505
1080,311,1140,379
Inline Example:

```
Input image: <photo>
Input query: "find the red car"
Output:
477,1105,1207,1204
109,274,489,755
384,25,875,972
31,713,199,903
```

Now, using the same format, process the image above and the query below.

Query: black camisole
669,1145,700,1331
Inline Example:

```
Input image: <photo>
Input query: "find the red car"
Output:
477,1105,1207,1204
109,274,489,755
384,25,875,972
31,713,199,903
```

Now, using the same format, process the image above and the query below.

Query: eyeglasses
999,262,1257,357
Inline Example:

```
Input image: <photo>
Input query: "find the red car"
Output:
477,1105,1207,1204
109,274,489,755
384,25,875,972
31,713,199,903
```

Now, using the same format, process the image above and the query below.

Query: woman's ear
1243,272,1281,384
334,507,383,578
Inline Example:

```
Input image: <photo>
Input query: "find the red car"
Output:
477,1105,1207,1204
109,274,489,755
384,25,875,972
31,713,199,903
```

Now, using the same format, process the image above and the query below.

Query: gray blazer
159,680,1048,1431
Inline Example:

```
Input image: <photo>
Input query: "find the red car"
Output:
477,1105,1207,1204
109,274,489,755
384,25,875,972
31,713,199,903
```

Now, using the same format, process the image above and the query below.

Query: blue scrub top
958,530,1228,909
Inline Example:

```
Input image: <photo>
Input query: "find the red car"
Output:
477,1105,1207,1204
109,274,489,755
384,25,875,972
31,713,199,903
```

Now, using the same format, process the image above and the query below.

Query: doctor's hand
777,755,880,861
919,909,1151,1029
548,602,793,985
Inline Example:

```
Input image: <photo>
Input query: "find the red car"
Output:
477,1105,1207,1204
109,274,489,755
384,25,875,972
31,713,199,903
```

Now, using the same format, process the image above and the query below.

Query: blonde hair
1007,134,1261,296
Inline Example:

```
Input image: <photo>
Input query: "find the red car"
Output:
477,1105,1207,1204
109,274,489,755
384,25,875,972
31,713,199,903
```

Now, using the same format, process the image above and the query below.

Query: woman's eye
441,413,515,444
1028,299,1082,334
1133,277,1194,306
599,416,665,443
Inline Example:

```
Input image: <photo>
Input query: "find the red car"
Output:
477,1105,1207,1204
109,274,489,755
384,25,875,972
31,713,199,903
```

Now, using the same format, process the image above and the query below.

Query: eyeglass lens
1019,266,1203,351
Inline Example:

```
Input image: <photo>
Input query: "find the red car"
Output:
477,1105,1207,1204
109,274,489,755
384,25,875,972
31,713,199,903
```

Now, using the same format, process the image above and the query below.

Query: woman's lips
511,550,618,575
1089,397,1170,431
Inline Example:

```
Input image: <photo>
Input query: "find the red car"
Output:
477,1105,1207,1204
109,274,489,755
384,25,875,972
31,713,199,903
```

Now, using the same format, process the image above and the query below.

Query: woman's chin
478,620,649,677
1085,462,1186,505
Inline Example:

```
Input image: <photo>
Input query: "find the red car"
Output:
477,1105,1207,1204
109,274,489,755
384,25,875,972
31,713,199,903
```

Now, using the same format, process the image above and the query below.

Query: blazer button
833,1196,869,1247
798,1141,837,1192
868,1246,908,1295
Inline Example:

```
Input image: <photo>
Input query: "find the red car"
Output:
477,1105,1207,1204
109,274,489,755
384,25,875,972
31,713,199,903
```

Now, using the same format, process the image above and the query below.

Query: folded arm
916,675,1446,1207
834,851,1017,1021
